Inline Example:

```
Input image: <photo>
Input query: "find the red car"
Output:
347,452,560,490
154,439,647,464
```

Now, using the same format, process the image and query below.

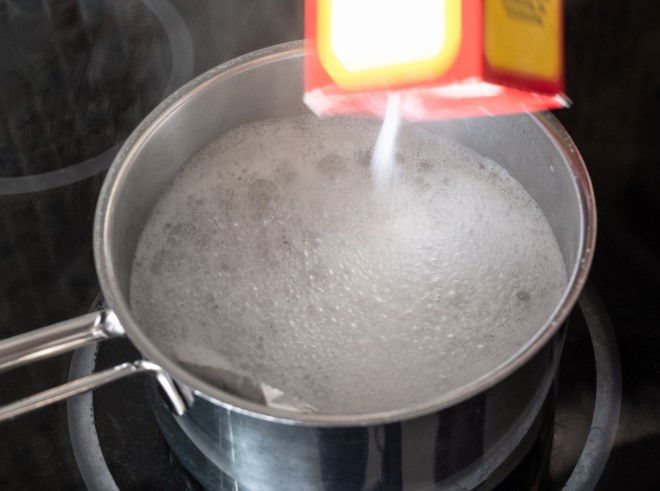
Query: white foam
129,114,567,414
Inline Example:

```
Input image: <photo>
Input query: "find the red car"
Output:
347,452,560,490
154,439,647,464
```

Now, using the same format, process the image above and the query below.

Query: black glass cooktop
1,1,659,489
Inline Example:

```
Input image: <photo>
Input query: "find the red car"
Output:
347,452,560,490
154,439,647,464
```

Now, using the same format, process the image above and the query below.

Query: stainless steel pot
0,42,596,489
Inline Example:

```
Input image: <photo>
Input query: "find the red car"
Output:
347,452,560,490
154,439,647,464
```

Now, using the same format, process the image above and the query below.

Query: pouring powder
129,114,567,414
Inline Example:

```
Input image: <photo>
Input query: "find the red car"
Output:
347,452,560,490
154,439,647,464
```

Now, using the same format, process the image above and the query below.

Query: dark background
556,1,660,488
0,0,658,489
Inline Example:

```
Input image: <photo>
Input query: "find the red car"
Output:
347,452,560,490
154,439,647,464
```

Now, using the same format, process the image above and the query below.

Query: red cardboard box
304,0,569,121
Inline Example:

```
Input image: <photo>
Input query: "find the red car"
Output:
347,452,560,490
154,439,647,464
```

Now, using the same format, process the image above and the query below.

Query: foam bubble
129,114,567,414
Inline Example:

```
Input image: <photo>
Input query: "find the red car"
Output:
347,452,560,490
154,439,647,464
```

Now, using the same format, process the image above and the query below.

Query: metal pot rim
94,41,597,427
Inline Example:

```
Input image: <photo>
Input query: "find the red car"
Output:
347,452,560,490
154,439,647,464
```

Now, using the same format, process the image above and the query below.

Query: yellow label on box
484,0,561,80
317,0,462,91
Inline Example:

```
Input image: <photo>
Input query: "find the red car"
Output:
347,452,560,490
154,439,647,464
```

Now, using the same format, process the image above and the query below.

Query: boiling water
130,114,567,414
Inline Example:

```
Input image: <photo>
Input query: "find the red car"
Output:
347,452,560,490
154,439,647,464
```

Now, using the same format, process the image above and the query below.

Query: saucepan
0,41,596,489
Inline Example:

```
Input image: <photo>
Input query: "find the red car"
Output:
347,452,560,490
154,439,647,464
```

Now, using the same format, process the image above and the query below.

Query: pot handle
0,311,186,422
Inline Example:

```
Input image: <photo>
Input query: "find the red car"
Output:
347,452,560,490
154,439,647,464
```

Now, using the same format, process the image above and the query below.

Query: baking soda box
304,0,568,120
